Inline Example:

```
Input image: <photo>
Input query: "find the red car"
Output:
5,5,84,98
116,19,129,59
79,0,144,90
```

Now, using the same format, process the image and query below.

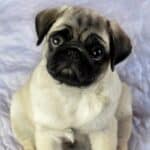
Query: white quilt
0,0,150,150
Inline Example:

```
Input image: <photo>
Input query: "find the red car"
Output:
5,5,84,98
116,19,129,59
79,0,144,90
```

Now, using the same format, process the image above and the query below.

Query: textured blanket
0,0,150,150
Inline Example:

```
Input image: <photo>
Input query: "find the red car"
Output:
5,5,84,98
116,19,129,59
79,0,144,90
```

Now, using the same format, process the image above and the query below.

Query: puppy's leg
11,118,35,150
117,116,132,150
11,99,35,150
89,118,117,150
35,132,58,150
116,84,132,150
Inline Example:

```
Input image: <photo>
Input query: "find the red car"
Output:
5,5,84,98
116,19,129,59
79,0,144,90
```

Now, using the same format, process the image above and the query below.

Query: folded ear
35,7,66,45
107,20,132,71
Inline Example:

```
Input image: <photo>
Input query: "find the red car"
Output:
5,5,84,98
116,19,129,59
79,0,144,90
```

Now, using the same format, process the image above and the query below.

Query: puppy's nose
67,49,80,61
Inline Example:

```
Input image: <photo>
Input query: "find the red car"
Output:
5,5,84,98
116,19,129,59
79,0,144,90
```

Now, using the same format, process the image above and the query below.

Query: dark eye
90,46,104,61
51,35,64,47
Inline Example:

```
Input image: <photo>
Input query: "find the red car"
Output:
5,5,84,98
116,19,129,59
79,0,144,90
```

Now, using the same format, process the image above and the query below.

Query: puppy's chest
31,85,113,130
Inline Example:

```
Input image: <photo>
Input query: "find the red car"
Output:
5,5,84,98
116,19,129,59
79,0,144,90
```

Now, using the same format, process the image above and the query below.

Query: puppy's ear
107,21,132,71
35,7,66,45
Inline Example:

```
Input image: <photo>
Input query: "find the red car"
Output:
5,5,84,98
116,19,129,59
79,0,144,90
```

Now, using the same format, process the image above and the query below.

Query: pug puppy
11,6,132,150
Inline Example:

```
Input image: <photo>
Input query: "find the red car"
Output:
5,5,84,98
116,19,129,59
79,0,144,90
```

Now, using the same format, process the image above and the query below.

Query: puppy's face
35,6,132,87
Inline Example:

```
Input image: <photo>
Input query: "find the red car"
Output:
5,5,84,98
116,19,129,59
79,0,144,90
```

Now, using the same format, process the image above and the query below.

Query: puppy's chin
47,66,95,87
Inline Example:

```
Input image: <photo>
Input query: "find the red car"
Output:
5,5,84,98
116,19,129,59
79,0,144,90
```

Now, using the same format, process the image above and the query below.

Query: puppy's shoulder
11,78,32,116
98,70,122,101
116,82,132,119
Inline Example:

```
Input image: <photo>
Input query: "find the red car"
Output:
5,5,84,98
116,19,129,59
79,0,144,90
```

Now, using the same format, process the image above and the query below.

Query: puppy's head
35,6,132,87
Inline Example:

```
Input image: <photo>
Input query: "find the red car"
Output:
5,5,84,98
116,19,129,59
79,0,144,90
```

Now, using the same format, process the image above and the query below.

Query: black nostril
67,50,74,56
67,49,80,60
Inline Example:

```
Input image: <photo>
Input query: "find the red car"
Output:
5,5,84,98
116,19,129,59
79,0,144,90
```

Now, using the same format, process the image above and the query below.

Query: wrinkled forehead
49,7,109,44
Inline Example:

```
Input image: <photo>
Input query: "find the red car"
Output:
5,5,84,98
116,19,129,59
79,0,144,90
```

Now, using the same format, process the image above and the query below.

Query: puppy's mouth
48,63,92,87
58,67,78,84
61,68,74,75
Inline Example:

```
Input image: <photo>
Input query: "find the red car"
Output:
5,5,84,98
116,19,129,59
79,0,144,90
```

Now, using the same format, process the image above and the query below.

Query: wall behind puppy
0,0,150,150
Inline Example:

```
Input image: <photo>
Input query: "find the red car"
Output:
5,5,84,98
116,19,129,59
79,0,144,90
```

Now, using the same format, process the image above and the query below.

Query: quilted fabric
0,0,150,149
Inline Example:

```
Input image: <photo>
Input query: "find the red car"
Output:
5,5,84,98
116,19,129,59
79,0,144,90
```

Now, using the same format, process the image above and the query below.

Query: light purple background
0,0,150,150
